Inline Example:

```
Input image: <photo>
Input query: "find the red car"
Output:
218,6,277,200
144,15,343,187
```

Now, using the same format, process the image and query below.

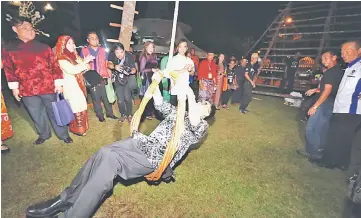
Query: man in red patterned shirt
2,17,72,145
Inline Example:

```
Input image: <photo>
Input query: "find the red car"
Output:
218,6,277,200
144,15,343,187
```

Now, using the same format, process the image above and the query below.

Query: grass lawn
1,95,351,218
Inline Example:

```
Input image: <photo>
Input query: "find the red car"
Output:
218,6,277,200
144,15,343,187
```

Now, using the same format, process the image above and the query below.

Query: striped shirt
333,57,361,114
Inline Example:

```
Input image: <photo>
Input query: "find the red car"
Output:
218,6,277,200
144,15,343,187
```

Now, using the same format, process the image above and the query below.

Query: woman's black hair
204,105,217,121
112,43,125,52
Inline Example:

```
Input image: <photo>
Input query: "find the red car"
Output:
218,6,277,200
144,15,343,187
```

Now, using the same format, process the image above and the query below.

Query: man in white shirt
315,40,361,171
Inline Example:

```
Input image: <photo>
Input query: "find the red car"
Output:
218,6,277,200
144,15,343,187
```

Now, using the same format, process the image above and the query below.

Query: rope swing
130,1,186,181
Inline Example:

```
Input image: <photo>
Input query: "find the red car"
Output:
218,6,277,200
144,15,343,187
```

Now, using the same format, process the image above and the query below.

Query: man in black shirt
239,53,258,114
280,52,300,93
296,51,343,160
107,43,137,123
232,58,247,104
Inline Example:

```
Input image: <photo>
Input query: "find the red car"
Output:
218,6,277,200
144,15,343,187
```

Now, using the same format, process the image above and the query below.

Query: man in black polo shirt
239,53,258,114
280,52,301,93
296,51,343,160
232,58,247,104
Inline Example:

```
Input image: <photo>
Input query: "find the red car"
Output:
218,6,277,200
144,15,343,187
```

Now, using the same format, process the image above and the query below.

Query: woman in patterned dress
214,53,226,109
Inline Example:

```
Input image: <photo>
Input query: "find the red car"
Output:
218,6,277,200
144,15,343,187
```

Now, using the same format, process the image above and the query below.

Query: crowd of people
1,14,361,218
1,15,263,153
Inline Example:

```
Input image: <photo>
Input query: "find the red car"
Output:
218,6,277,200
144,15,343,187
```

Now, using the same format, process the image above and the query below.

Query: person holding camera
107,43,137,123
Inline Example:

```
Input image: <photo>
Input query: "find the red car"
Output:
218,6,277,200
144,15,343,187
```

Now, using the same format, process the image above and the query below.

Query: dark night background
1,1,282,57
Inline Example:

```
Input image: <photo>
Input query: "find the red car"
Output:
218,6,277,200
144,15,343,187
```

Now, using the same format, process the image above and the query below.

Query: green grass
1,96,349,218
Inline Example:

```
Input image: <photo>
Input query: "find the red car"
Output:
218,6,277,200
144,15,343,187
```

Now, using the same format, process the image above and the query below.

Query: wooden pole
118,1,137,51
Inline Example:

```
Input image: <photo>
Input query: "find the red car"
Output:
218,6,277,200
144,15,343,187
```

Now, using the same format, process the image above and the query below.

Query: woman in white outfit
55,35,94,136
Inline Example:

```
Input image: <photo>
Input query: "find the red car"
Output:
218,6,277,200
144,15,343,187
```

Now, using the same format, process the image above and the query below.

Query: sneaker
240,109,246,114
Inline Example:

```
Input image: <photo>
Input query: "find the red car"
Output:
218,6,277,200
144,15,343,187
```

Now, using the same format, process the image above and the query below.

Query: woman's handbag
105,78,116,104
51,94,75,126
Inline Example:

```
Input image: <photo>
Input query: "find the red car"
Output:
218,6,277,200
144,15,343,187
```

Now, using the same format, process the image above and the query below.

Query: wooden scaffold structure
248,1,361,95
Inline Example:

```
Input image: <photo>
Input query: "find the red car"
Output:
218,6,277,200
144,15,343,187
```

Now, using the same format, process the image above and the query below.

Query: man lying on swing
26,71,216,218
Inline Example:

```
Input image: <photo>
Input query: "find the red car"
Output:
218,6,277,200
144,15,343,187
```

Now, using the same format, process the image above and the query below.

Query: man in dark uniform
232,58,247,104
280,52,301,93
239,53,258,114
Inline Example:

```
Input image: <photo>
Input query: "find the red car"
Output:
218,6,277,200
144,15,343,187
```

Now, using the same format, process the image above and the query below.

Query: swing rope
129,1,182,181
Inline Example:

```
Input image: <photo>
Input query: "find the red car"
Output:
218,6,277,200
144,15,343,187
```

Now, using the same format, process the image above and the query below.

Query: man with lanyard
232,58,247,104
315,40,361,171
80,32,117,122
296,51,343,160
221,60,237,108
107,43,137,123
239,53,258,114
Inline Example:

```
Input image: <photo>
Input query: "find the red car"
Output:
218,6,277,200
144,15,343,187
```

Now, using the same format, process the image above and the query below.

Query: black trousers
231,81,244,104
279,72,295,93
22,94,69,140
240,82,252,110
59,138,154,218
89,84,114,118
114,83,133,116
221,89,233,105
321,114,361,168
286,73,295,93
139,96,155,117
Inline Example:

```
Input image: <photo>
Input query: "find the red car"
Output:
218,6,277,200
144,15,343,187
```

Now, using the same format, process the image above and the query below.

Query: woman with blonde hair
139,42,158,120
55,35,94,136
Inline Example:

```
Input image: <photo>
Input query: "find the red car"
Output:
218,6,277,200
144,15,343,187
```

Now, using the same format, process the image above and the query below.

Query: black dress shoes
34,138,48,145
97,116,106,122
63,137,73,144
310,159,348,171
106,114,118,120
26,195,72,218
